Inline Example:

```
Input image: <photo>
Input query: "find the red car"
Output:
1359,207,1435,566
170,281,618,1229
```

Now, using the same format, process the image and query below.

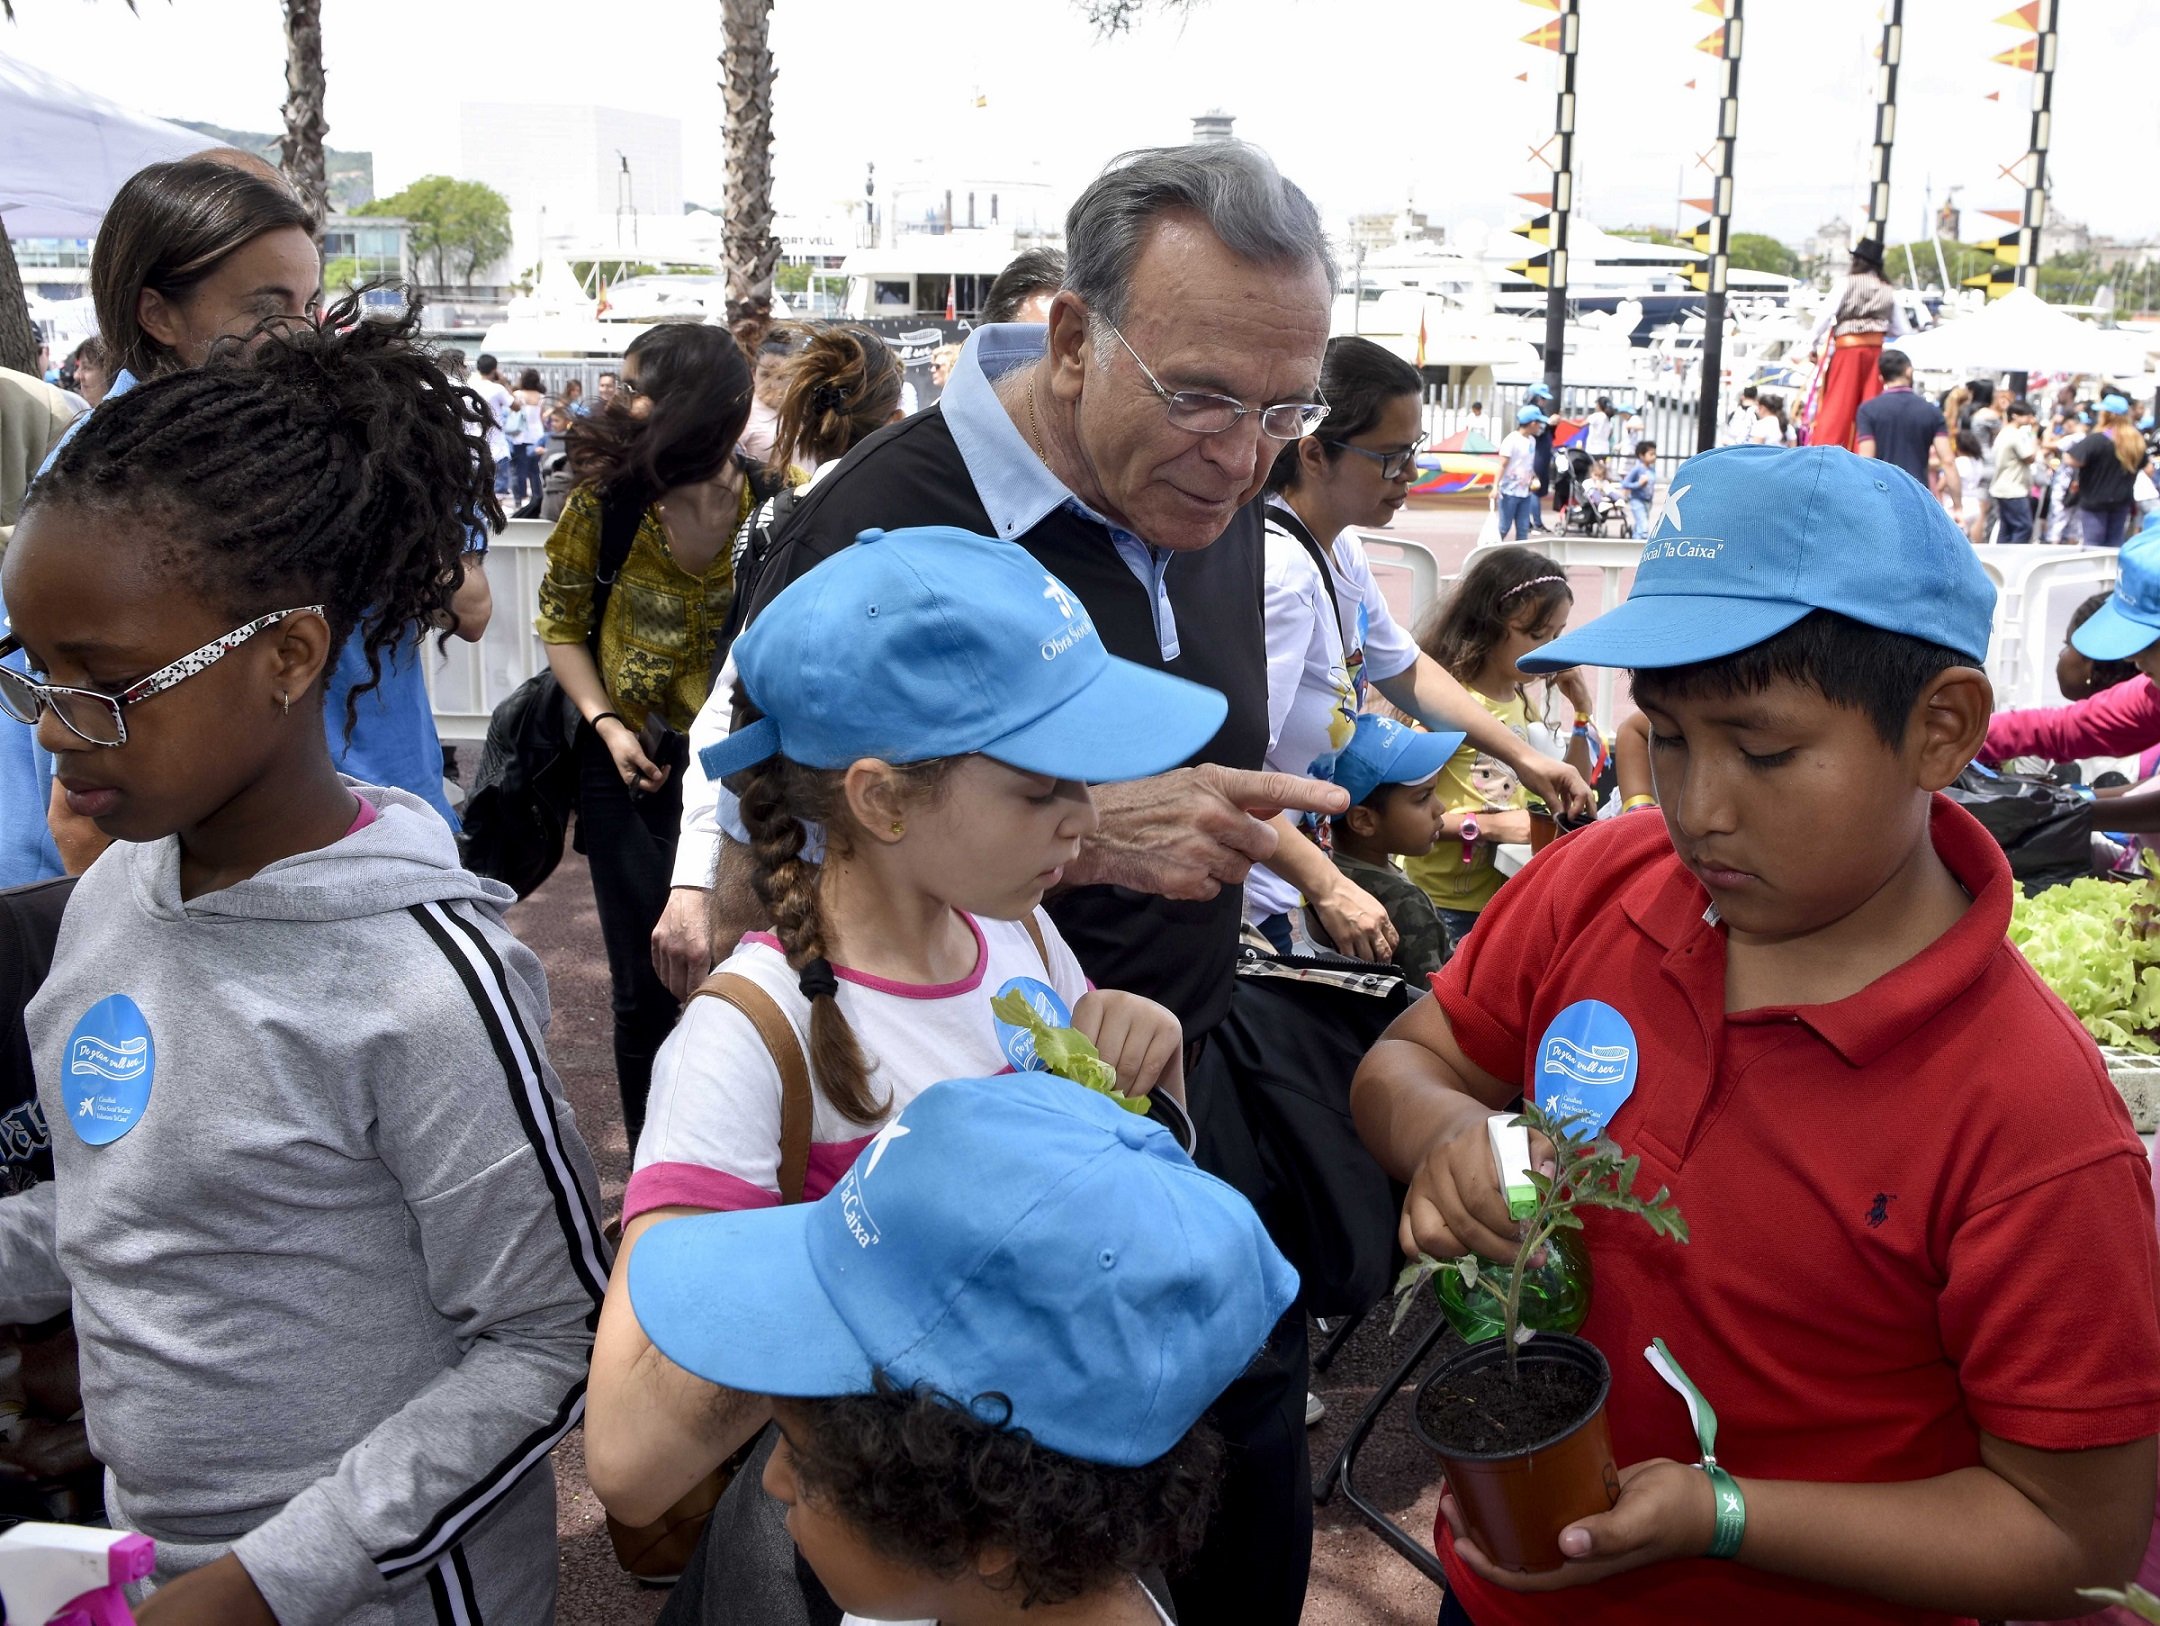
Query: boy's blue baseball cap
1517,406,1550,426
628,1074,1299,1468
1519,445,1996,673
1525,383,1554,403
1328,713,1465,806
701,526,1228,784
2071,530,2160,661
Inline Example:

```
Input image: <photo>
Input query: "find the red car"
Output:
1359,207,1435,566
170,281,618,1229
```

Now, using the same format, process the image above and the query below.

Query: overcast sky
5,0,2157,248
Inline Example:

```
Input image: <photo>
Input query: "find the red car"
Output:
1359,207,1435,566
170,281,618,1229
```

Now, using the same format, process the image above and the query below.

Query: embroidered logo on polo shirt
1535,1000,1639,1141
1866,1192,1897,1229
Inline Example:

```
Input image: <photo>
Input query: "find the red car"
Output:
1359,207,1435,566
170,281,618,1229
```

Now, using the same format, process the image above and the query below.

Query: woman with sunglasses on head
1244,336,1594,965
542,323,776,1143
0,299,604,1626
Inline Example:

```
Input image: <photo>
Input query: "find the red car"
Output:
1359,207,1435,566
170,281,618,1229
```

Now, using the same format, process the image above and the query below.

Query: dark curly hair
28,290,497,729
781,1378,1222,1608
566,323,753,509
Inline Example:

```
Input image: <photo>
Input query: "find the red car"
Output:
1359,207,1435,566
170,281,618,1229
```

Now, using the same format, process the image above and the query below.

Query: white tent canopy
1897,287,2148,379
1,53,213,237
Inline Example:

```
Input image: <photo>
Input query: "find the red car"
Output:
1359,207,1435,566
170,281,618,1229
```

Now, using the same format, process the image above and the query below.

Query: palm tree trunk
720,0,779,331
280,0,330,229
0,217,40,378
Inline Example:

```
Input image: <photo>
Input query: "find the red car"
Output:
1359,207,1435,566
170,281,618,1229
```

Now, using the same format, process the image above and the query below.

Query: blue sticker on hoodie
992,977,1071,1073
1534,999,1637,1141
64,995,154,1145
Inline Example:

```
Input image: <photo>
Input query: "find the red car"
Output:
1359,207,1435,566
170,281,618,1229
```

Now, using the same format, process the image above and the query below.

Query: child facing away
1302,714,1462,981
585,527,1223,1530
1353,444,2160,1625
0,302,607,1624
1620,440,1658,539
626,1072,1300,1626
1403,548,1597,953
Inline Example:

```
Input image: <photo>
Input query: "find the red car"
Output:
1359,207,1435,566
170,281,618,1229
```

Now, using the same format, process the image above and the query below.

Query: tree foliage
1080,0,1199,34
359,177,511,289
1728,232,1798,278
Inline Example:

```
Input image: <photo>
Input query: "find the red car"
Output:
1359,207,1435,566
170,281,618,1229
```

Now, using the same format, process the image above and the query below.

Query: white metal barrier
427,519,555,743
1969,544,2119,714
425,523,2116,746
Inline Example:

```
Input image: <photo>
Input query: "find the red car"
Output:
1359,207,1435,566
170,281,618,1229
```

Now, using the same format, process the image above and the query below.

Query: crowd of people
0,134,2157,1626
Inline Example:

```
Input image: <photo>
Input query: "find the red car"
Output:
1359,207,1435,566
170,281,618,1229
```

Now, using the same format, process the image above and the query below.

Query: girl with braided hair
0,298,606,1626
586,527,1216,1540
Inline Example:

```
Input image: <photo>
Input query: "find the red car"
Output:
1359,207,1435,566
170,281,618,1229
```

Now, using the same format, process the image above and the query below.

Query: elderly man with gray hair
617,142,1550,1624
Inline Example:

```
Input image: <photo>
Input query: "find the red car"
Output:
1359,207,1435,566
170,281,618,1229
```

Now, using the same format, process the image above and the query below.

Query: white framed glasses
1097,317,1329,440
0,605,325,747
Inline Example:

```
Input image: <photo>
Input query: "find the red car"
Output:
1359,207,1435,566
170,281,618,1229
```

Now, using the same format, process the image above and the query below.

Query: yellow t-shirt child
1404,687,1533,914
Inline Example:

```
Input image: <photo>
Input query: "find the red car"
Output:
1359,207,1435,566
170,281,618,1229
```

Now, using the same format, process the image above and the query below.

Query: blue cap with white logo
1327,713,1464,807
1520,445,1996,673
2071,529,2160,661
627,1073,1299,1468
701,527,1228,784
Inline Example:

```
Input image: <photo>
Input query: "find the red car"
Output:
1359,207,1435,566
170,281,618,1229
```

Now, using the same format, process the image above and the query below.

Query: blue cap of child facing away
701,526,1230,785
2070,529,2160,662
627,1072,1299,1467
1327,713,1465,806
1519,445,1997,673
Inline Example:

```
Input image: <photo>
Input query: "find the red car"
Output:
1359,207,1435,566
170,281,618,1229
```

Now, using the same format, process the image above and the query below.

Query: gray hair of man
1063,143,1338,357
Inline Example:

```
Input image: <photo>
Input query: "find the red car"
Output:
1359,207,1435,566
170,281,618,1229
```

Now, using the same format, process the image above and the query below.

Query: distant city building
1190,109,1236,144
461,102,683,273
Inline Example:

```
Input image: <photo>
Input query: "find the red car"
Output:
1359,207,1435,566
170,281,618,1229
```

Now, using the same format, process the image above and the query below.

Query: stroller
1558,447,1631,537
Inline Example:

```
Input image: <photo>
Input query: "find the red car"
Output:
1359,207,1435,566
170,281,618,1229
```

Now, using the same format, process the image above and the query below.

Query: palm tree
279,0,329,227
720,0,778,330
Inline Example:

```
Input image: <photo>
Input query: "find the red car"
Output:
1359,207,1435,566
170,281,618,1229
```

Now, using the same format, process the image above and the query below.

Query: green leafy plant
1393,1102,1688,1378
2007,866,2160,1052
2081,1583,2160,1623
988,991,1148,1114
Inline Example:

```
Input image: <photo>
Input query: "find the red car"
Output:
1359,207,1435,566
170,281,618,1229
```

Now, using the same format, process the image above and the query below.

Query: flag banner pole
1692,1,1744,453
1865,0,1903,247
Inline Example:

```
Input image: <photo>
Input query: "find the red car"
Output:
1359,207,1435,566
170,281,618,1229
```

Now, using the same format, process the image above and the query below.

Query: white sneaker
1305,1391,1326,1427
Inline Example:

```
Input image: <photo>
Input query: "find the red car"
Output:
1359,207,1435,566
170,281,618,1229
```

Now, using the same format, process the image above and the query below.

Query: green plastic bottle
1432,1228,1592,1344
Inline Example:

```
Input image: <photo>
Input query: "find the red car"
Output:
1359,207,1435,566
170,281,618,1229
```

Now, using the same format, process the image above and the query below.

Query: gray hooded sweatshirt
0,785,608,1625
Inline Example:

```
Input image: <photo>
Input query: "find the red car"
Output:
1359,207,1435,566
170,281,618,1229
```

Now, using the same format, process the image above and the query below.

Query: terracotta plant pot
1526,808,1560,853
1412,1332,1619,1573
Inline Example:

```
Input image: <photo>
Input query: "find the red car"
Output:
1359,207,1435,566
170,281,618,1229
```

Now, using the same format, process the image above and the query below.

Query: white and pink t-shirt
625,909,1090,1220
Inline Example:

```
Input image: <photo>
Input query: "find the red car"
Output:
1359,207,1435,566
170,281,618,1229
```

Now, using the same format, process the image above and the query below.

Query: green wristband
1702,1462,1746,1560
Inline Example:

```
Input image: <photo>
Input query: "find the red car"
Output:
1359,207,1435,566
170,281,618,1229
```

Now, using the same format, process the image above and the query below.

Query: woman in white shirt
1248,337,1592,961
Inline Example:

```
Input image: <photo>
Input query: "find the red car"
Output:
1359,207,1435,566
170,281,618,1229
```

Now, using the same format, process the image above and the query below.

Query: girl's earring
279,692,291,717
890,819,905,838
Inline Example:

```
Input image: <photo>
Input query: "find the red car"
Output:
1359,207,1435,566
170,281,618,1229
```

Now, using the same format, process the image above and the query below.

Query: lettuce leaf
2007,868,2160,1054
989,990,1150,1112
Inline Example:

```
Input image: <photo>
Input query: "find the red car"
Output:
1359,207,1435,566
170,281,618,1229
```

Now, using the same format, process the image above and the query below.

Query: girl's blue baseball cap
1519,445,1996,673
2071,530,2160,661
2101,393,2132,415
702,527,1228,784
627,1073,1299,1468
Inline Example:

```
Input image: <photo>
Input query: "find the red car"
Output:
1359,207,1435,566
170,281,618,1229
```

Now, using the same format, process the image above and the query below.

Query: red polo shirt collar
1618,795,2013,1067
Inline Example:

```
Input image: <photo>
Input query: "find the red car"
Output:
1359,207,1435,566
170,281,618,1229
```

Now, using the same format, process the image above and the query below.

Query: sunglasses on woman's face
0,606,324,747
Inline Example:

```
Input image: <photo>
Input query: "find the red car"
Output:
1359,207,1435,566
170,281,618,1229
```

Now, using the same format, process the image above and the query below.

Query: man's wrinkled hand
1066,767,1348,901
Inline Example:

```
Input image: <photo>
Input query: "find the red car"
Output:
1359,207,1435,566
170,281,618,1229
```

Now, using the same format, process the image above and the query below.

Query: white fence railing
429,522,2118,746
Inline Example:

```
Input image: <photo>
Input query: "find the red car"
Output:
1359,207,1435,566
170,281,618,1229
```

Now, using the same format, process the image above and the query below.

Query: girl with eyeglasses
0,300,605,1626
1243,335,1593,966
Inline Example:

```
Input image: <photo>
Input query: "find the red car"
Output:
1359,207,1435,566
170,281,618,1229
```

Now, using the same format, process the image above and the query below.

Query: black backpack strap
588,486,646,654
1263,504,1346,635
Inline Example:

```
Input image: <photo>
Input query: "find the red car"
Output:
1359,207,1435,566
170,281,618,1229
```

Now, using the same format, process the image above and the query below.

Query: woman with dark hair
1806,239,1905,451
1242,335,1591,963
539,323,756,1137
507,367,548,514
2,151,321,890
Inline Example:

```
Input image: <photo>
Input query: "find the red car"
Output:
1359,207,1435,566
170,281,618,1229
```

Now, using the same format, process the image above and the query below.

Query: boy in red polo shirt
1353,444,2160,1626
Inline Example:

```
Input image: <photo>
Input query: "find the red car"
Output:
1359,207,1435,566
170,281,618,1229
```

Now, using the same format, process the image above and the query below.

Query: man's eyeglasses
0,605,325,748
1325,436,1429,482
1098,318,1329,440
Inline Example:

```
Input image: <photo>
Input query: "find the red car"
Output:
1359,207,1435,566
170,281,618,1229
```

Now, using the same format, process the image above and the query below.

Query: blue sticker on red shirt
1534,999,1637,1142
63,995,155,1145
992,977,1071,1073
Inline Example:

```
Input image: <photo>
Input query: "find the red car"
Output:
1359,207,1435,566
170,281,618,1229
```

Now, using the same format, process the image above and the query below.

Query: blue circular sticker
63,995,155,1146
1534,999,1637,1142
992,977,1072,1073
